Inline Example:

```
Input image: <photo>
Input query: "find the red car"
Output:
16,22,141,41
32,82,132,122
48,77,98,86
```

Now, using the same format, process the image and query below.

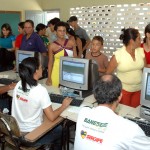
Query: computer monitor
16,50,35,72
16,50,48,79
59,57,99,98
140,67,150,121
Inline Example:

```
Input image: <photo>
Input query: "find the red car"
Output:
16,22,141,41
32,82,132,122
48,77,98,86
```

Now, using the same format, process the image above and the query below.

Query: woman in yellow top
106,28,146,107
46,21,77,87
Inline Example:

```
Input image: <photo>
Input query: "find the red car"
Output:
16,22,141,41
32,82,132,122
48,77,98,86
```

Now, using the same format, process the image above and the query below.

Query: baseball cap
68,16,78,22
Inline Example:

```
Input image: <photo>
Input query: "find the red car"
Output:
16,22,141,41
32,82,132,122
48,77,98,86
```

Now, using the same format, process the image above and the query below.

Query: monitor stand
140,105,150,121
59,85,92,98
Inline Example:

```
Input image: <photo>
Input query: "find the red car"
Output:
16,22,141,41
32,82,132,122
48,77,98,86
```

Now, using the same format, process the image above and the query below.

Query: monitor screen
141,67,150,107
60,57,89,90
62,61,85,84
16,50,35,72
145,73,150,100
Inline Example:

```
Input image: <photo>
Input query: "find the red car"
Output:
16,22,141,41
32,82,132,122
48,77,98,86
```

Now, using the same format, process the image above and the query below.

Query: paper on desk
0,75,8,78
67,106,81,113
67,103,90,113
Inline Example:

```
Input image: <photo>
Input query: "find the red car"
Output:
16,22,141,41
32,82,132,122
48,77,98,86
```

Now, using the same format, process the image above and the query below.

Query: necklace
91,51,101,57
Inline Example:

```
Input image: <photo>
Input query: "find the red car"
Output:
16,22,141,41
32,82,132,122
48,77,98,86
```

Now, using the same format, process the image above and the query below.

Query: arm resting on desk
24,116,64,142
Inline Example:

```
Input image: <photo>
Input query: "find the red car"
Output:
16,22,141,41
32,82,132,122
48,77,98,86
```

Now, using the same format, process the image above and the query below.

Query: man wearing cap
68,16,91,58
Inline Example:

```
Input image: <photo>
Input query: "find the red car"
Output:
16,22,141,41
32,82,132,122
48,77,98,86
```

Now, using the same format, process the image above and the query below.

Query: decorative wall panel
70,3,150,58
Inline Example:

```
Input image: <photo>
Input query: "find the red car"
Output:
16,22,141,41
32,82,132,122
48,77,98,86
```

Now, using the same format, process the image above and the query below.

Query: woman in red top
141,23,150,67
15,22,25,50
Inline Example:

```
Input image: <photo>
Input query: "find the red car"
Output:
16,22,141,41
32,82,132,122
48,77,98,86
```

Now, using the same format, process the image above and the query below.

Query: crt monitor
60,57,89,91
140,67,150,107
16,50,35,72
140,67,150,121
59,57,99,97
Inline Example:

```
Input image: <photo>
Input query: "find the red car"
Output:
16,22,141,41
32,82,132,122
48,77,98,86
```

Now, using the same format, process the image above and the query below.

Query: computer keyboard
49,93,84,107
0,78,18,85
125,116,150,137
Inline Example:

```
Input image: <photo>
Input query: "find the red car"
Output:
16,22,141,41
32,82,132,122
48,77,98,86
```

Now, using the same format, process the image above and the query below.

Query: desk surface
0,70,140,122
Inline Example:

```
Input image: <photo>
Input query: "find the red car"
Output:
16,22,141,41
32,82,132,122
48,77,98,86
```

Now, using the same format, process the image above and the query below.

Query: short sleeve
40,86,52,109
139,47,145,58
82,29,90,41
36,35,47,53
114,49,121,64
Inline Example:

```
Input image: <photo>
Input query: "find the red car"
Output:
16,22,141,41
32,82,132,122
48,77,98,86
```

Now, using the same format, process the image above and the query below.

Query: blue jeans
34,125,62,150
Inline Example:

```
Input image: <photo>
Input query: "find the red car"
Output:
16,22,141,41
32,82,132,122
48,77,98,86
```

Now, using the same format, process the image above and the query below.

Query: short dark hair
119,28,139,46
25,20,34,27
36,23,46,32
67,27,78,40
54,21,67,31
47,17,60,26
92,36,104,45
18,22,24,29
93,74,122,104
68,16,78,22
19,57,39,92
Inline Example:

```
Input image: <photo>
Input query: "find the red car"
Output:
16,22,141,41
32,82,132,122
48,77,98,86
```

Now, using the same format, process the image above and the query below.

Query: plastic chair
0,112,64,150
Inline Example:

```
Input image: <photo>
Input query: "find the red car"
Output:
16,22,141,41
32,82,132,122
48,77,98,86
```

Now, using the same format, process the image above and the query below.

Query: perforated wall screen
70,3,150,58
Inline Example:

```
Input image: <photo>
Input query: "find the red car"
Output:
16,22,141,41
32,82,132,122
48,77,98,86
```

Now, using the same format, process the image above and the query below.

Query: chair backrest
0,112,21,137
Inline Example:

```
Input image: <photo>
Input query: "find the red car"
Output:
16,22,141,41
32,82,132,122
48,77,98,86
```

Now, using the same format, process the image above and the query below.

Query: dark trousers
0,93,12,114
0,48,15,72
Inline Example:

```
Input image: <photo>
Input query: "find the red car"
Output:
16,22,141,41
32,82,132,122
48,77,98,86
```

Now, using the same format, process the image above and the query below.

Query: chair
0,112,64,150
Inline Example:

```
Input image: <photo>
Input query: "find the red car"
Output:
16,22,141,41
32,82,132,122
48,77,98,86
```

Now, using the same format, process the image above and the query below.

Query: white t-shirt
74,106,150,150
12,81,52,132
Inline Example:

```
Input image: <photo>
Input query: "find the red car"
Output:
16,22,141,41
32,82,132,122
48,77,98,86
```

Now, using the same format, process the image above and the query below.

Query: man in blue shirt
20,20,47,56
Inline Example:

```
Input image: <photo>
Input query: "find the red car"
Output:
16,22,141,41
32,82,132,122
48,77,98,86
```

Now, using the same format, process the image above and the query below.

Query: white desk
0,70,18,80
44,84,140,122
0,70,140,122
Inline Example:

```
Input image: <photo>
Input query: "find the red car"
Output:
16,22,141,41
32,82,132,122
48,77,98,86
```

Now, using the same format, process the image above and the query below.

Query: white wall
0,0,42,20
41,0,150,21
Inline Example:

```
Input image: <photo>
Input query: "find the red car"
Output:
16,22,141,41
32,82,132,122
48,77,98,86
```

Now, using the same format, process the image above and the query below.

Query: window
44,10,60,25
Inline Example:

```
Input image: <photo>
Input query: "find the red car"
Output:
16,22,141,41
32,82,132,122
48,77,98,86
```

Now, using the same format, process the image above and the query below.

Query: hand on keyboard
62,97,73,108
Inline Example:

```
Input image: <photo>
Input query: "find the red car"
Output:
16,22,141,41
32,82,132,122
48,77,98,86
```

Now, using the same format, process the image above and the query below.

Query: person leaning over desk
0,83,16,94
74,74,150,150
106,28,146,108
0,82,16,113
11,57,72,149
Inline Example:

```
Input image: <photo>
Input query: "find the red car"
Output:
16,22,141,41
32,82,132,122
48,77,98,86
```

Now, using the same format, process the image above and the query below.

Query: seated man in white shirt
74,74,150,150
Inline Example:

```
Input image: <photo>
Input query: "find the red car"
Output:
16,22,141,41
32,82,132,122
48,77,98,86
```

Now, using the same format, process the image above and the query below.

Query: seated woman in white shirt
11,57,72,149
